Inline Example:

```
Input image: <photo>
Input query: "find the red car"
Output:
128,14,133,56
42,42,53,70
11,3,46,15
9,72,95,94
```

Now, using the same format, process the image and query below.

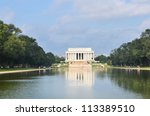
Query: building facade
65,48,95,63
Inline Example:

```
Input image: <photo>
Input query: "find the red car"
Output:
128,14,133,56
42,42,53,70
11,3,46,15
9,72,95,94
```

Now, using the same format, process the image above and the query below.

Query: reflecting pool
0,67,150,99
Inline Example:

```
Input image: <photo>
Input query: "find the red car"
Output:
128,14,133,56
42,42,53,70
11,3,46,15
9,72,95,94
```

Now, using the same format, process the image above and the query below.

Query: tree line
110,29,150,66
0,20,64,68
95,29,150,67
1,20,150,67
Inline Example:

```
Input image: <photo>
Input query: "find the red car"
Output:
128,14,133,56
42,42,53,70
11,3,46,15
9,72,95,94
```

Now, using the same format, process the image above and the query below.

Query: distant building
65,48,95,64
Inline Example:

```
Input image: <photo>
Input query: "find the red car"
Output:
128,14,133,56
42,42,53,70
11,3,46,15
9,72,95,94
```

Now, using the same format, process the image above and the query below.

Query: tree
0,20,56,68
0,20,22,66
3,36,25,67
44,52,55,66
141,29,150,38
55,56,65,63
110,29,150,66
95,55,108,63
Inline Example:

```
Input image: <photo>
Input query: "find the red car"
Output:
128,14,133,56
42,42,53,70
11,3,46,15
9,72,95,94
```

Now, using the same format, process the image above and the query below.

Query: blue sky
0,0,150,56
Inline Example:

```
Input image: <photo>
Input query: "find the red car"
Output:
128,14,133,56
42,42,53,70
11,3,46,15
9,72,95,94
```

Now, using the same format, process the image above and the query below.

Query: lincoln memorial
65,48,95,67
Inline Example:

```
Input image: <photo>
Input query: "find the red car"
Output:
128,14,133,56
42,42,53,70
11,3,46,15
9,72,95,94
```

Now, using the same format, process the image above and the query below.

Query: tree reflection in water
108,69,150,99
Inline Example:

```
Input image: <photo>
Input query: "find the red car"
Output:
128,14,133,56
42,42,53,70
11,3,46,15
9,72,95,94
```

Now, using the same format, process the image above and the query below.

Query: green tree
44,52,55,66
95,55,108,63
141,29,150,38
0,20,56,68
55,56,65,63
110,29,150,66
3,36,25,67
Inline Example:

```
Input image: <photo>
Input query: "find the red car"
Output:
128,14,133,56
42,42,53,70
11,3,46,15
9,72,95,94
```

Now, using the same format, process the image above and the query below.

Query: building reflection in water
65,66,95,87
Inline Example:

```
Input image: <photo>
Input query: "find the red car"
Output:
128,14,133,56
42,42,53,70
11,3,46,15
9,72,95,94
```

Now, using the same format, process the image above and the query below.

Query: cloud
58,15,74,25
139,18,150,30
74,0,150,20
20,24,33,35
53,0,70,7
130,0,150,3
0,8,15,23
32,0,150,55
1,0,147,55
43,0,150,22
43,0,72,16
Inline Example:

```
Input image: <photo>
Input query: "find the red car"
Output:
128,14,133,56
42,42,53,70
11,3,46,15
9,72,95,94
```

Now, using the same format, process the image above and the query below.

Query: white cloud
131,0,150,3
0,8,15,23
43,0,72,15
10,0,149,55
139,19,150,30
20,24,34,35
44,0,150,21
53,0,70,7
58,15,74,25
74,0,150,20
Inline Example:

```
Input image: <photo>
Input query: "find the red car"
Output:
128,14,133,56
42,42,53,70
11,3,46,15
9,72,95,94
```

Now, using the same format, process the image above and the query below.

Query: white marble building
65,48,95,63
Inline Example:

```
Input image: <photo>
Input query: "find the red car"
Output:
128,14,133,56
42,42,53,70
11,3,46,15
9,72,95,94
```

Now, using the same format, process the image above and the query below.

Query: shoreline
1,66,150,74
0,68,49,74
109,66,150,71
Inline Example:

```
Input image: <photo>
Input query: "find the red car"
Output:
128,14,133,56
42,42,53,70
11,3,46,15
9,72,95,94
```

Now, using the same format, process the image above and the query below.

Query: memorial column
86,53,88,60
69,53,70,61
71,53,73,61
93,53,94,60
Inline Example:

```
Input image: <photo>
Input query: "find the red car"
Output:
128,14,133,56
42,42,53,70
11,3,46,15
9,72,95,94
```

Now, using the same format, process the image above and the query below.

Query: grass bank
109,66,150,71
0,68,35,71
51,63,68,68
0,68,49,74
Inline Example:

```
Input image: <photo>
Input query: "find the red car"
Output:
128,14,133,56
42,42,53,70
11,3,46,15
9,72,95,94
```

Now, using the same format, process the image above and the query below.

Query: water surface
0,67,150,99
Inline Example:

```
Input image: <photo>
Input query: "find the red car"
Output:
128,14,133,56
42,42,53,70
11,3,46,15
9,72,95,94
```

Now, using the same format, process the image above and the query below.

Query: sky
0,0,150,56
